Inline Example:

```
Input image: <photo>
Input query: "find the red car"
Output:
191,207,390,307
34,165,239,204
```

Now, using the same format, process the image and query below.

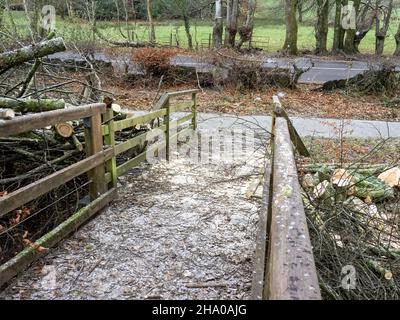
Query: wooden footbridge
0,90,321,300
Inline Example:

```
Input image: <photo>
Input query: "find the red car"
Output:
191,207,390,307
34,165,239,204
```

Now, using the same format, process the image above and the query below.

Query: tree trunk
237,0,256,48
283,0,298,55
394,23,400,56
375,0,393,55
212,0,223,48
333,0,344,51
0,0,5,29
0,98,65,113
224,0,239,47
146,0,156,43
315,0,329,54
343,0,361,54
182,13,193,50
297,1,303,23
0,37,66,74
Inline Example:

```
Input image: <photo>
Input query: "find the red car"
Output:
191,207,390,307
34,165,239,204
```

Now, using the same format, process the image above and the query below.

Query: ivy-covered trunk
343,0,361,54
394,23,400,56
224,0,239,47
182,13,193,50
212,0,223,48
375,0,393,55
332,0,345,51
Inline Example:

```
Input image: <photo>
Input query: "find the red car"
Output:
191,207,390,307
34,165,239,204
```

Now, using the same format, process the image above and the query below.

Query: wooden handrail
0,103,106,137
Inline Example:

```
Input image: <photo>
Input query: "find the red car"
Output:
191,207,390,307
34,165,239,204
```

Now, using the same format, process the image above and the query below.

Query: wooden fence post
164,97,170,161
84,111,106,200
103,108,117,188
191,92,197,130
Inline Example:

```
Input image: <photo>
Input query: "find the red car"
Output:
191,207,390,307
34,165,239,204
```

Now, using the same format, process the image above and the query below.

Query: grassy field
2,7,400,55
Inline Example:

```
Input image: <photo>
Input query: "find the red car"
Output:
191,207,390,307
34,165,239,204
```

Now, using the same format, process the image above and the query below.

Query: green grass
2,9,399,55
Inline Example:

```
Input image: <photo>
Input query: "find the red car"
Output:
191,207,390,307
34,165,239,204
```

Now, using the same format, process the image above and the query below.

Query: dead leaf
378,167,400,187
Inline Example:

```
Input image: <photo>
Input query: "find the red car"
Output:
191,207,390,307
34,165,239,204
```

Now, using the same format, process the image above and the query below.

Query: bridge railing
0,89,199,287
252,96,321,300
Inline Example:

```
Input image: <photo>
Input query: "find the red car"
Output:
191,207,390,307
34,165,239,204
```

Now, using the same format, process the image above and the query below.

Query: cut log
0,97,65,113
55,122,73,138
377,167,400,188
0,37,66,74
0,108,15,119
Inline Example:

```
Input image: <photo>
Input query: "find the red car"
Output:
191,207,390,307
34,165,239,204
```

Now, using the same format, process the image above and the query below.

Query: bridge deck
1,131,267,300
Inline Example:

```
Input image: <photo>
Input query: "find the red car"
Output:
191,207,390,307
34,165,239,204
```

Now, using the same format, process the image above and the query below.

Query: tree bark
212,0,223,48
224,0,239,47
375,0,393,55
0,98,65,113
315,0,329,54
394,23,400,56
343,0,361,54
333,0,344,51
237,0,256,48
0,37,66,74
283,0,298,55
146,0,156,43
0,0,5,29
182,13,193,50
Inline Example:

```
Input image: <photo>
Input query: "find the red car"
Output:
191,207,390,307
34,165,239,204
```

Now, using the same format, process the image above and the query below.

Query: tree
0,0,5,29
315,0,329,54
394,22,400,56
224,0,239,47
332,0,345,51
283,0,298,55
146,0,156,43
343,0,361,54
237,0,256,48
375,0,393,55
212,0,223,48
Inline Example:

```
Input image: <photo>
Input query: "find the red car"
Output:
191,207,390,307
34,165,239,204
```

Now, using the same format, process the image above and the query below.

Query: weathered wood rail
0,89,198,287
252,96,321,300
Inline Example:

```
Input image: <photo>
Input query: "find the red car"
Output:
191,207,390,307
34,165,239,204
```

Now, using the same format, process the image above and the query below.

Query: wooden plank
104,109,117,188
251,163,271,300
85,112,107,200
266,117,321,300
166,89,200,98
114,131,148,155
272,95,310,157
192,92,197,130
169,102,193,113
113,109,167,132
0,188,116,288
0,148,113,217
176,113,193,126
153,93,169,110
0,103,106,137
164,102,170,161
116,140,167,177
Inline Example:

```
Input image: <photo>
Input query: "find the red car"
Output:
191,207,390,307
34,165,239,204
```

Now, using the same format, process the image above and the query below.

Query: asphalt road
48,51,400,85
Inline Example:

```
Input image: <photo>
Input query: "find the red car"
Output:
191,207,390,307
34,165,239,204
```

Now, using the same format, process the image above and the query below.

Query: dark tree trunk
183,13,193,50
333,0,344,51
224,0,239,47
375,0,393,55
212,0,223,48
283,0,298,55
394,23,400,56
315,0,329,55
343,0,361,54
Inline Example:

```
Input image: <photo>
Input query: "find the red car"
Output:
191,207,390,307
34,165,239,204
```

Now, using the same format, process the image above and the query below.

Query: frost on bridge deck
1,129,268,300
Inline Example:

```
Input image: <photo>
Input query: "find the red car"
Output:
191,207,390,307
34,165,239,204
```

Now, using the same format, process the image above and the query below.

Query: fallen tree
0,37,66,74
0,97,65,113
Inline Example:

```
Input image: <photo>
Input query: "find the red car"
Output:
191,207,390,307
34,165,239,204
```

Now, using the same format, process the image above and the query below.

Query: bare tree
146,0,156,43
237,0,256,48
375,0,393,55
224,0,239,47
212,0,223,48
315,0,329,54
283,0,298,55
394,22,400,56
343,0,361,54
333,0,345,51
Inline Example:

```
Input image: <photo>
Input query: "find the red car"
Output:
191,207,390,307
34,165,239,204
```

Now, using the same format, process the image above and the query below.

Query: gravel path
1,130,267,300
